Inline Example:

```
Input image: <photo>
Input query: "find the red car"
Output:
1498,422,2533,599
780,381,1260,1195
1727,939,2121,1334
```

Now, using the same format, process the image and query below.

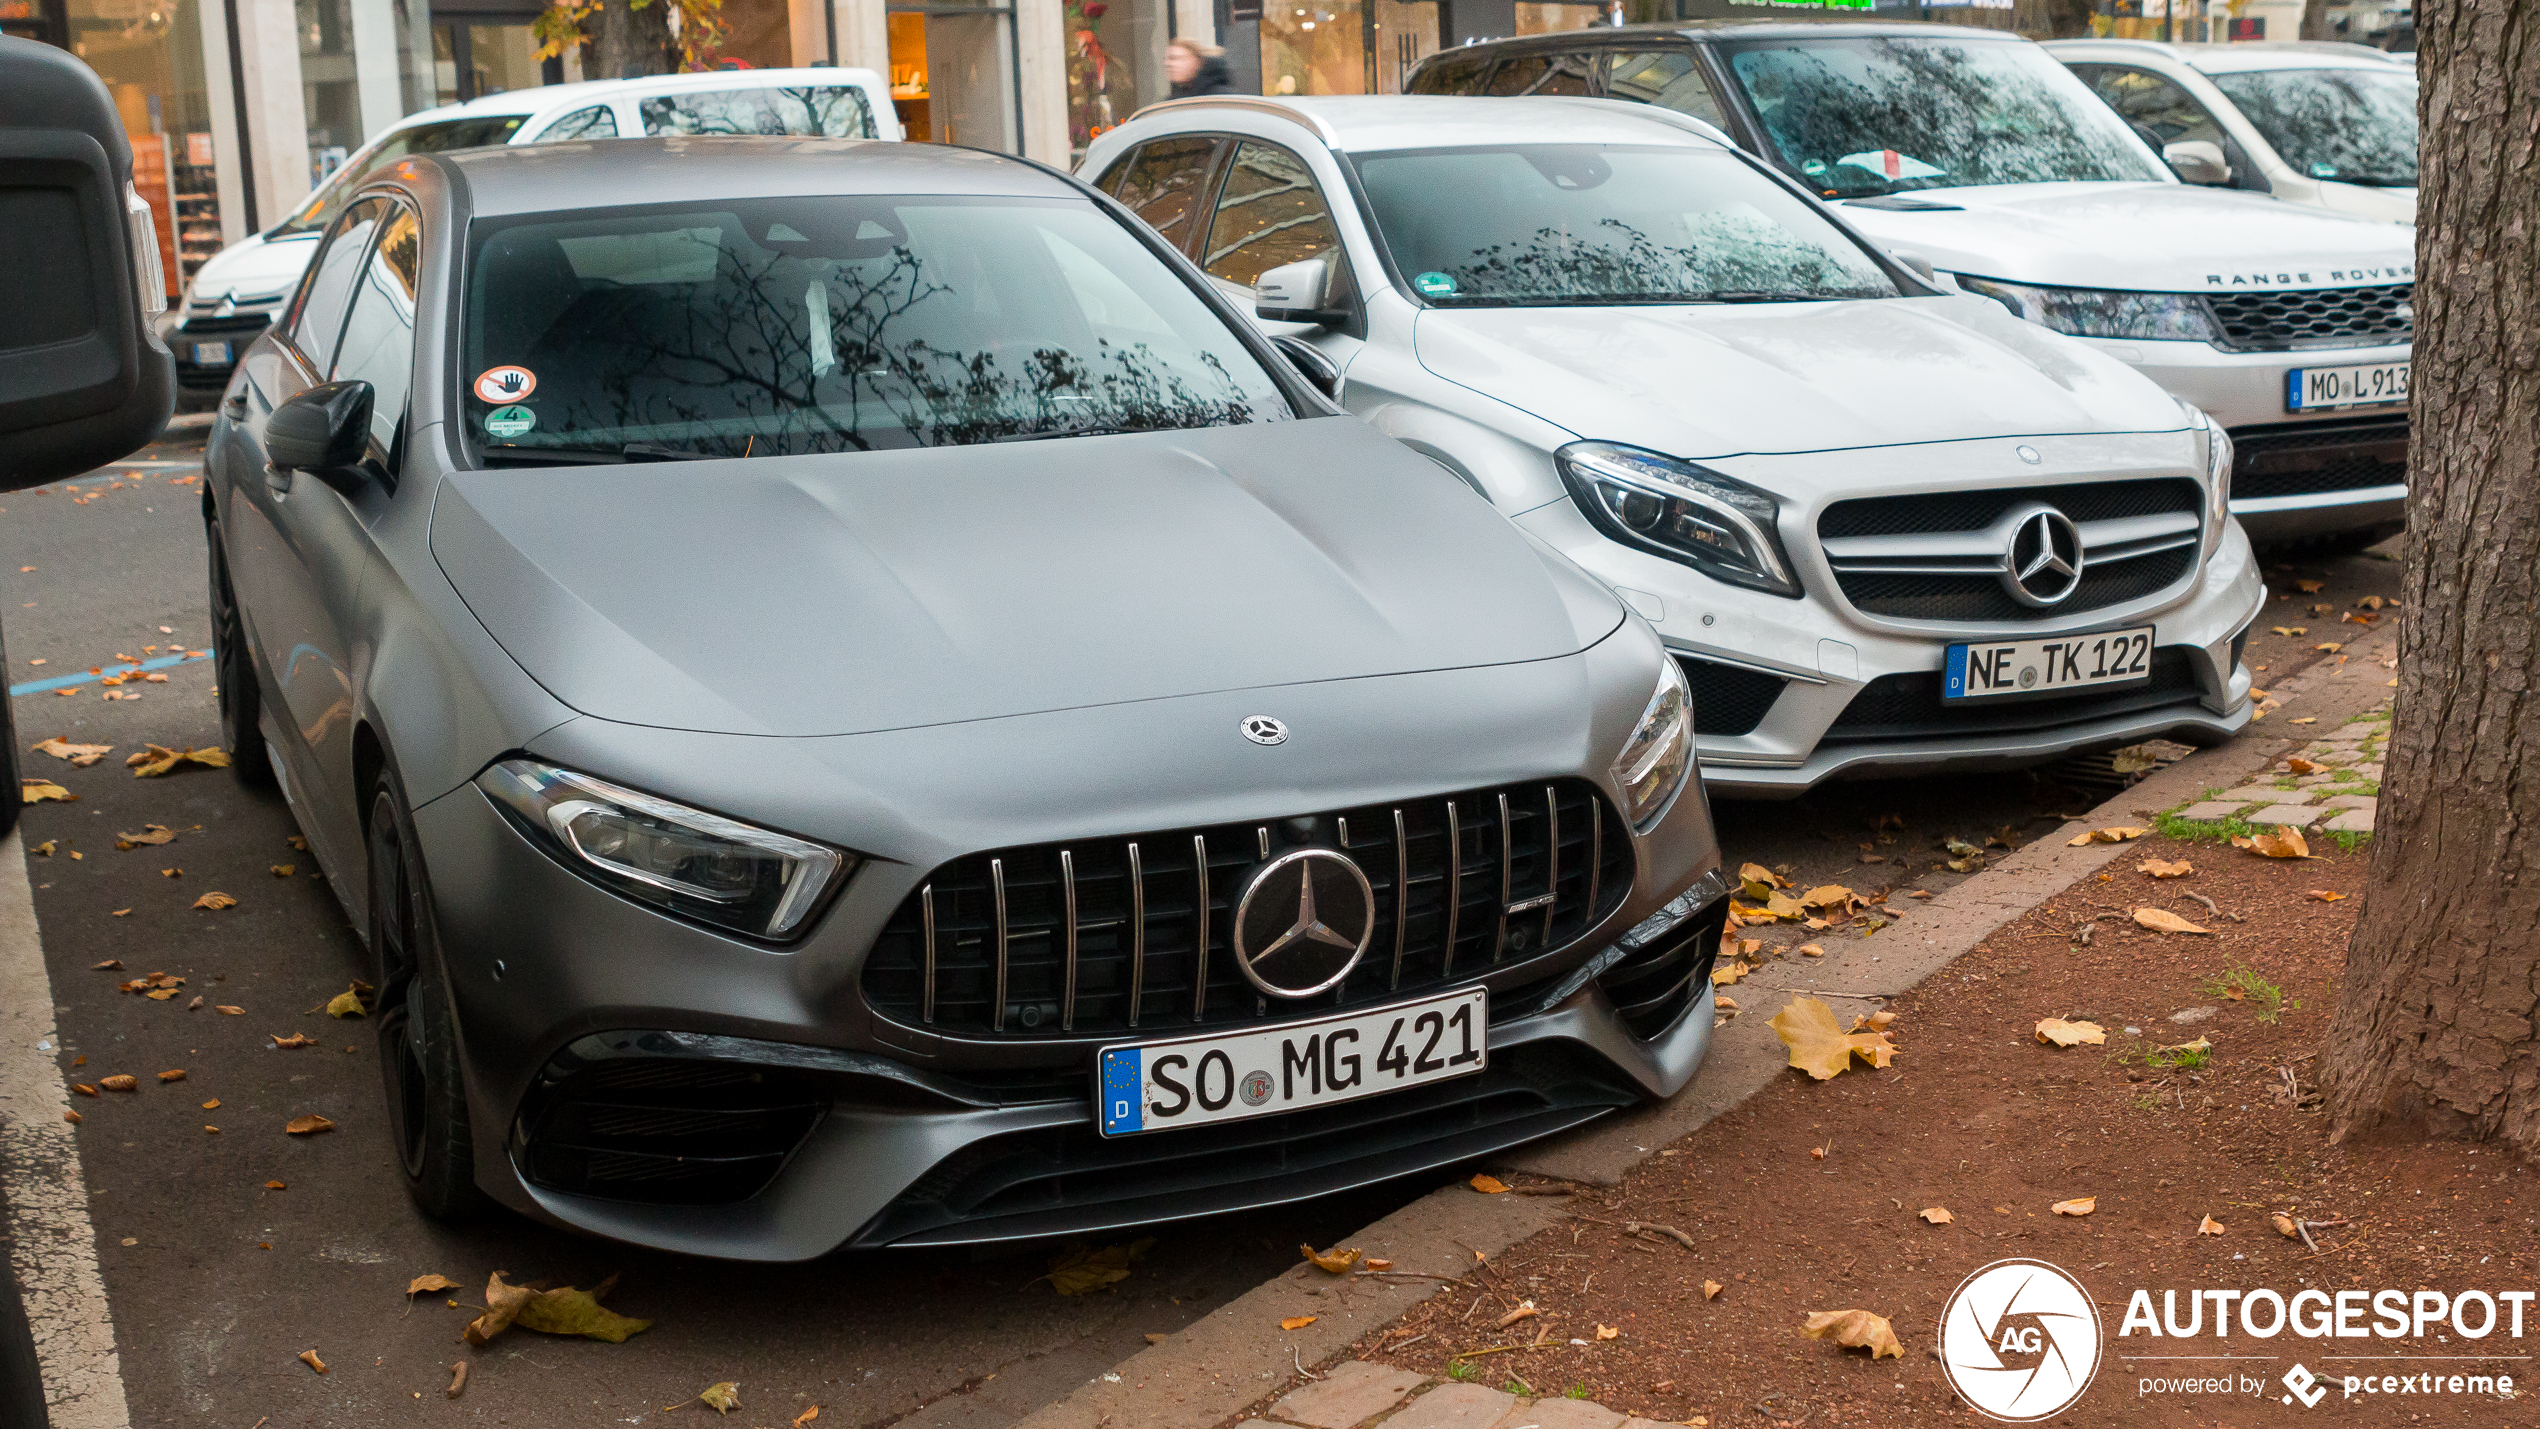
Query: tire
370,776,490,1221
205,518,275,786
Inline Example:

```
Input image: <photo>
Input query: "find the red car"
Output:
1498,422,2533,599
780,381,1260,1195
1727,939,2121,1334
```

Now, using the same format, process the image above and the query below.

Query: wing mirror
1270,335,1341,399
265,380,374,473
1255,255,1351,328
1889,247,1938,282
2164,140,2234,186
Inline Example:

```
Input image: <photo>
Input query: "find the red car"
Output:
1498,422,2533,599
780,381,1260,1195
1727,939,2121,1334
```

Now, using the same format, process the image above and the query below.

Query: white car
1082,96,2263,797
1406,22,2418,549
2046,40,2417,224
164,67,897,408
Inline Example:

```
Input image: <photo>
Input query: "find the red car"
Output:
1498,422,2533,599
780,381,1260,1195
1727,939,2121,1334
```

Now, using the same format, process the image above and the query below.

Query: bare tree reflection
2209,69,2417,185
1440,215,1891,303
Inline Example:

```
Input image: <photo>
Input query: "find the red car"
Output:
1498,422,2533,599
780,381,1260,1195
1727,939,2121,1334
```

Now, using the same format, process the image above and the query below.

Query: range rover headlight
1557,442,1801,598
1612,657,1694,831
478,758,851,940
1957,276,2221,345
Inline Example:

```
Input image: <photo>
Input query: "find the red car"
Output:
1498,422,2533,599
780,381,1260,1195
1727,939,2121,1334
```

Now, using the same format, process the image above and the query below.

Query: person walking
1166,37,1237,97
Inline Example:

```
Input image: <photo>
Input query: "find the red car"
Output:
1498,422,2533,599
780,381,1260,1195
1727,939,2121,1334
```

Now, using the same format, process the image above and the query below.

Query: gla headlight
1957,275,2221,345
479,758,851,941
1557,442,1801,598
1612,656,1694,830
2176,400,2233,528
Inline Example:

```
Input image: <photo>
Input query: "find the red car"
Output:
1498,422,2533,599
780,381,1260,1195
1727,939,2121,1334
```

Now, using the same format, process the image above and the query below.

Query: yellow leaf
1800,1309,1903,1360
2270,626,2304,636
1703,1280,1723,1300
406,1274,459,1298
271,864,295,877
1797,943,1826,958
2067,826,2147,846
1769,996,1898,1081
325,987,367,1018
2034,1018,2106,1047
216,1005,243,1015
1713,994,1739,1011
2198,1216,2225,1236
2233,827,2313,860
1919,1207,1953,1225
1763,892,1806,920
285,1114,335,1135
201,1099,220,1110
113,824,175,849
2314,642,2343,653
2133,907,2212,935
29,737,113,767
2052,1197,2096,1217
792,1408,820,1429
1469,1173,1510,1194
20,779,74,804
699,1381,741,1415
1738,861,1782,889
1709,960,1749,986
98,1074,137,1092
155,1069,185,1083
1849,1010,1896,1033
192,891,237,911
1300,1244,1360,1275
465,1272,651,1346
2307,889,2347,902
1045,1239,1154,1296
2285,757,2318,774
126,744,230,778
298,1349,327,1374
2139,859,2194,879
2156,1037,2212,1057
2273,1213,2302,1240
1798,884,1855,910
2295,579,2324,593
1281,1315,1317,1331
1594,1324,1620,1340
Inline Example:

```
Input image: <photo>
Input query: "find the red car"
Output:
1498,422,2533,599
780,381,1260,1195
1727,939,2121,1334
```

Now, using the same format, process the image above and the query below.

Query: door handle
263,463,291,499
221,392,247,420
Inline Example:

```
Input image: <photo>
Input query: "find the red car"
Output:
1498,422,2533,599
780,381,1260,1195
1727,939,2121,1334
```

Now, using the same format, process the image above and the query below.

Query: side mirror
2164,140,2234,186
1255,255,1351,327
1888,247,1939,282
266,381,374,473
1270,335,1341,399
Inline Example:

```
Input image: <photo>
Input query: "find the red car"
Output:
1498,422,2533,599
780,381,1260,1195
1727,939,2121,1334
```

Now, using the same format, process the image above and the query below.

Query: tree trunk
2300,0,2334,41
2319,0,2540,1145
592,0,673,80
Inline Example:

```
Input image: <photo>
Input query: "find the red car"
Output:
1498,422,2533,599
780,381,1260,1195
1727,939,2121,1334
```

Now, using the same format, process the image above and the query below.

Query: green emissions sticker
1413,271,1457,298
484,405,536,440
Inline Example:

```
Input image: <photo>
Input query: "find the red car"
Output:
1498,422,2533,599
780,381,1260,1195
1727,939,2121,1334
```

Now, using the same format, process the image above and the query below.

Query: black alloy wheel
369,777,488,1220
204,517,274,785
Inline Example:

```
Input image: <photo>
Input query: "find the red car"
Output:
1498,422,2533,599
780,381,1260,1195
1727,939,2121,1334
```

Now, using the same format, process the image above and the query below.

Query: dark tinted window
1605,48,1724,126
330,205,419,454
1411,51,1490,94
2078,67,2227,148
1203,141,1342,288
538,105,620,140
1108,137,1222,251
271,116,528,237
638,85,875,138
2209,66,2417,185
1484,52,1596,97
288,197,387,372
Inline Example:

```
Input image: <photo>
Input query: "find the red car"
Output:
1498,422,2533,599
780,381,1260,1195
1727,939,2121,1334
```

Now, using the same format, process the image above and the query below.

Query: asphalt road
0,422,2402,1429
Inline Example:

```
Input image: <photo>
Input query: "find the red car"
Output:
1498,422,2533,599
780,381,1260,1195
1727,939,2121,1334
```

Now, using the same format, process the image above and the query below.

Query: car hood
2314,181,2417,224
184,232,320,305
430,415,1624,737
1410,294,2185,463
1835,182,2415,292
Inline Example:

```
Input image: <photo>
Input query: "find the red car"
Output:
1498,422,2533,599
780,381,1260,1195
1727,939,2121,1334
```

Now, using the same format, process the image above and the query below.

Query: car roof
424,136,1076,218
2041,37,2406,73
385,66,891,130
1132,94,1731,154
1425,17,2032,53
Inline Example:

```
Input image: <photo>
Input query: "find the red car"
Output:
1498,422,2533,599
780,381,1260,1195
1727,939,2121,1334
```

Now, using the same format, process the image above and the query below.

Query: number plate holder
1942,626,2156,703
1095,987,1487,1137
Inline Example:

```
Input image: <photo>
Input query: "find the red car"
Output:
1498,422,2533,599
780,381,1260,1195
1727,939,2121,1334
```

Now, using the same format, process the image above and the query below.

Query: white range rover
1081,95,2263,797
1405,22,2419,550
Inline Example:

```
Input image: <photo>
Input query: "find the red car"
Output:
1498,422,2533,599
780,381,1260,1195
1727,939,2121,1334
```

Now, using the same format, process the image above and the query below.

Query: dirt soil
1355,828,2540,1427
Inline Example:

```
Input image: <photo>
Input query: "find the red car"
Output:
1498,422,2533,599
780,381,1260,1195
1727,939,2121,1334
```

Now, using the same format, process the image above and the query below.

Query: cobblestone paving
2167,708,2387,834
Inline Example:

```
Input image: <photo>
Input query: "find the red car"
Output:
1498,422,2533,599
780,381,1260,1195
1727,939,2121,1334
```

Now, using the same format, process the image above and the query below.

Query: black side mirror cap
1271,336,1342,399
266,380,374,473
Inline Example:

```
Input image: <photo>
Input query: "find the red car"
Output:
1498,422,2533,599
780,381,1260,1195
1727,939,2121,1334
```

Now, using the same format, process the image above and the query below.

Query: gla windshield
459,195,1293,462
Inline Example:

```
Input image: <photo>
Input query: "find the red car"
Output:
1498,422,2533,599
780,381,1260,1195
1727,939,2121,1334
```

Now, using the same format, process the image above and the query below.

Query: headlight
2206,419,2235,525
1957,276,2221,344
478,759,851,940
1557,442,1801,598
1611,657,1694,830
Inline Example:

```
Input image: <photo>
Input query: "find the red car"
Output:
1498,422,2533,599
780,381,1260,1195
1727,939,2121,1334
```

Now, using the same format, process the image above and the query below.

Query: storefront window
299,0,362,183
1065,0,1156,150
431,17,545,105
1513,1,1611,34
64,0,222,292
888,2,1020,150
1260,0,1361,94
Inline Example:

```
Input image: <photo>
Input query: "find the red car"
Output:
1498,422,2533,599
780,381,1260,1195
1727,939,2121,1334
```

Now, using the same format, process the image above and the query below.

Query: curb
1010,625,2400,1429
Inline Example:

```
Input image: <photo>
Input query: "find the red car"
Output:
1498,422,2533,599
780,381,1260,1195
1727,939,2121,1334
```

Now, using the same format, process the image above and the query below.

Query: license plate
2287,360,2408,411
1097,987,1486,1137
1943,626,2154,702
191,341,232,365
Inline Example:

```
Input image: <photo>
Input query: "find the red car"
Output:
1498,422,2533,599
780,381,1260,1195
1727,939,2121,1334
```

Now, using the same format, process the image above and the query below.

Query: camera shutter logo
2282,1363,2327,1408
1936,1259,2103,1421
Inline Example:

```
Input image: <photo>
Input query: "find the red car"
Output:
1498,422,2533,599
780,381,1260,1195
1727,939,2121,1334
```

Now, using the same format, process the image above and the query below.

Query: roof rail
1121,95,1344,147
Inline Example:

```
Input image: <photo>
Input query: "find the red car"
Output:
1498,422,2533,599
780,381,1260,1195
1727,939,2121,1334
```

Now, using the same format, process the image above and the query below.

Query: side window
1604,48,1724,127
537,105,620,141
286,197,387,374
638,86,875,138
328,204,420,458
1203,140,1342,289
1483,51,1594,97
1410,52,1489,94
1110,136,1223,252
2085,67,2227,148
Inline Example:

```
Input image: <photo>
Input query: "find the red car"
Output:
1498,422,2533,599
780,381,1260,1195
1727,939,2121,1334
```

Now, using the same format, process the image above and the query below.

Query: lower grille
1598,892,1726,1038
1678,655,1786,737
2205,283,2412,353
2228,417,2408,501
861,780,1634,1040
513,1036,830,1206
1825,647,2204,743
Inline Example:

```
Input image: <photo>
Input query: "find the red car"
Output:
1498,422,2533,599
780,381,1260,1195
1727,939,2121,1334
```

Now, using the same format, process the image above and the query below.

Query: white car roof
1135,94,1732,155
384,66,891,134
2042,38,2407,75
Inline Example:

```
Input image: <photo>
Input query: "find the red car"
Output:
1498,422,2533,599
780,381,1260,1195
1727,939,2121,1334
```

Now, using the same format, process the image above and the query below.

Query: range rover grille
2205,283,2412,353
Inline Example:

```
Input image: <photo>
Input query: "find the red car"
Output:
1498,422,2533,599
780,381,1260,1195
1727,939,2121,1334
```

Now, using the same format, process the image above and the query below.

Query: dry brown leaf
1300,1244,1360,1275
2066,826,2147,847
2139,859,2194,879
1799,884,1856,910
699,1382,741,1415
192,891,237,911
1738,861,1783,892
1762,891,1807,920
201,1099,220,1110
126,744,230,778
92,958,121,970
1800,1309,1903,1360
2358,594,2386,610
2133,907,2212,935
298,1350,327,1374
464,1272,652,1346
30,738,113,767
98,1075,137,1092
2273,1213,2302,1240
1710,960,1750,986
1594,1324,1620,1340
792,1408,819,1429
1849,1010,1896,1033
2285,757,2319,775
325,986,367,1018
270,1032,317,1049
447,1363,468,1400
62,1109,80,1123
113,824,174,850
284,1114,335,1135
1714,993,1740,1011
1703,1280,1723,1299
2307,889,2347,902
1797,943,1827,958
71,1083,96,1097
155,1069,184,1083
1919,1207,1953,1225
1043,1238,1153,1296
2315,642,2344,653
265,1180,285,1190
2034,1018,2106,1047
1470,1173,1510,1194
406,1274,460,1298
2234,827,2313,860
1364,1258,1393,1271
144,988,178,1001
185,995,203,1010
31,842,58,857
21,780,74,804
271,864,295,878
2198,1216,2225,1236
2052,1197,2097,1217
2295,579,2324,593
1770,996,1898,1081
216,1005,243,1015
1280,1315,1317,1331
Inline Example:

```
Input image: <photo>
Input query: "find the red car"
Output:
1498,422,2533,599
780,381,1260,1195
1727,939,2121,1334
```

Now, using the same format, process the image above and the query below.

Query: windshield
1353,145,1900,306
2210,66,2419,186
460,196,1292,461
271,115,529,238
1721,37,2172,197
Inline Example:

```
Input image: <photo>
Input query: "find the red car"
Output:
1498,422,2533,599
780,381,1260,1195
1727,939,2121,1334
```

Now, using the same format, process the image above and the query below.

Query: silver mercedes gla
203,137,1727,1260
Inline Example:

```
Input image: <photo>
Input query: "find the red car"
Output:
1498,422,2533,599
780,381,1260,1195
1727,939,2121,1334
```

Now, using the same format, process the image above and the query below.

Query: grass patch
2144,1042,2212,1071
1449,1362,1475,1383
2203,967,2300,1024
2325,828,2372,853
2155,811,2263,844
1567,1384,1593,1400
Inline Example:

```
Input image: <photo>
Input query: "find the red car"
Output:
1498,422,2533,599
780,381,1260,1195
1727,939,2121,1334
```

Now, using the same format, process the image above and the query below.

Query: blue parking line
9,651,211,698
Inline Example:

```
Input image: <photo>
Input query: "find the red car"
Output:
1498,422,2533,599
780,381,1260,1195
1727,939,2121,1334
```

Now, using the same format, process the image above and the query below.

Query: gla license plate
2288,361,2407,412
1097,987,1486,1137
1944,626,2153,702
191,341,233,365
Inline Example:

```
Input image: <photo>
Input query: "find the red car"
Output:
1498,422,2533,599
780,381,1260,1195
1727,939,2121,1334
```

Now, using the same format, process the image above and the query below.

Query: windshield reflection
2210,67,2419,186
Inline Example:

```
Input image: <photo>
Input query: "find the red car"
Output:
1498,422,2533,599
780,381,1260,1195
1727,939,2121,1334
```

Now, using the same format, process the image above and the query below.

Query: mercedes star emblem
1230,848,1375,998
1239,715,1288,746
1999,503,2086,608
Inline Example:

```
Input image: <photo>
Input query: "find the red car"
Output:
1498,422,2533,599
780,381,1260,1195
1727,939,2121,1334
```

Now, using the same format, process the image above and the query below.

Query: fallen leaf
29,737,113,767
1470,1173,1510,1194
1704,1280,1723,1299
1044,1238,1153,1296
31,840,55,857
407,1273,459,1298
284,1114,334,1135
2034,1018,2106,1048
113,824,175,850
271,864,295,877
2295,579,2324,593
161,868,179,877
185,995,203,1010
2315,642,2343,653
71,1083,96,1097
156,1069,184,1083
126,744,230,778
1710,960,1750,986
2358,594,2386,610
98,1075,137,1092
2307,889,2346,902
1364,1258,1393,1270
698,1382,741,1415
1300,1244,1360,1275
1800,1309,1903,1360
92,958,121,970
1906,890,1932,900
265,1180,285,1190
216,1005,243,1015
325,986,367,1018
145,988,177,1001
109,909,130,917
1919,1207,1953,1225
792,1408,820,1429
2270,626,2305,636
270,1032,317,1049
2198,1215,2225,1236
1594,1324,1620,1340
2233,827,2313,860
1798,884,1856,910
192,892,237,911
201,1099,220,1110
1714,994,1740,1011
1769,996,1898,1081
299,1350,327,1374
1763,891,1806,920
2052,1197,2097,1217
1280,1315,1317,1331
2139,859,2194,879
2066,826,2147,846
464,1272,652,1345
1849,1010,1896,1033
1810,1144,1829,1160
2133,907,2212,935
2273,1213,2302,1240
447,1362,468,1400
2155,1037,2212,1057
62,1110,80,1123
2285,757,2319,775
1738,861,1783,891
1797,943,1826,958
21,779,75,804
1495,1300,1539,1329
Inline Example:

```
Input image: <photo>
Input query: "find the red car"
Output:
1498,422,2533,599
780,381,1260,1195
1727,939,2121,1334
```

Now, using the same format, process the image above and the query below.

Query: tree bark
591,0,674,80
2320,0,2540,1145
2300,0,2334,41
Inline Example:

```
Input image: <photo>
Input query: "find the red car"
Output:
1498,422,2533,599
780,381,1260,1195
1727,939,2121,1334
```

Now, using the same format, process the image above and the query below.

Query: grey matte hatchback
204,136,1729,1260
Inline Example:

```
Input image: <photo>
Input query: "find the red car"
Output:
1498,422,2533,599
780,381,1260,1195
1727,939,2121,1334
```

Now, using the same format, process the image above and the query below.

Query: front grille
1824,647,2204,743
1678,655,1785,736
175,313,273,338
514,1040,829,1206
1818,479,2199,541
2228,417,2409,501
2205,283,2412,353
1818,479,2203,622
1835,551,2195,623
862,781,1634,1039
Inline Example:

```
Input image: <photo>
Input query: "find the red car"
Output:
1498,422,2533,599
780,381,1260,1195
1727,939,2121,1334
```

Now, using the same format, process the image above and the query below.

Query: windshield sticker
483,405,537,440
2309,161,2342,179
474,366,537,404
1836,150,1946,182
1413,271,1458,298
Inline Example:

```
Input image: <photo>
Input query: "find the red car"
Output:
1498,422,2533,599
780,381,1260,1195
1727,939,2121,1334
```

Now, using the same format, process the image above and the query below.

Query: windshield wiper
987,425,1140,443
480,442,714,465
1697,290,1839,304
